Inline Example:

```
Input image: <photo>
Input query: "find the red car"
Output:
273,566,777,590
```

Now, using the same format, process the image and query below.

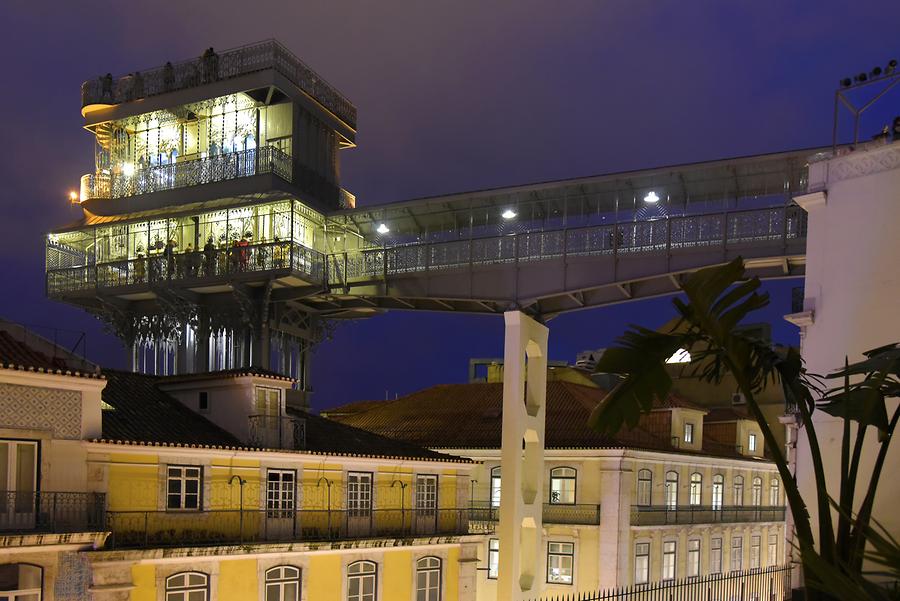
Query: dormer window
683,423,694,444
748,433,758,452
255,386,283,416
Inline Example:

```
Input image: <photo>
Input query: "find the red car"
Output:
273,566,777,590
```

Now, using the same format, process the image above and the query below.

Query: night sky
3,1,899,409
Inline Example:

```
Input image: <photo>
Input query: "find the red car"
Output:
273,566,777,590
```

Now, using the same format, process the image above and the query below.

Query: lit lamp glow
643,191,660,203
376,223,390,235
501,209,518,220
122,162,135,177
68,191,79,203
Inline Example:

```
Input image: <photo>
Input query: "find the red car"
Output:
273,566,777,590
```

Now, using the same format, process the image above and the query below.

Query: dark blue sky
2,1,899,409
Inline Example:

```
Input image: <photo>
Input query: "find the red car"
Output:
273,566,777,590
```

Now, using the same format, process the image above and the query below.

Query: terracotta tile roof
320,399,392,419
651,393,707,412
0,325,100,377
704,407,752,422
159,367,292,383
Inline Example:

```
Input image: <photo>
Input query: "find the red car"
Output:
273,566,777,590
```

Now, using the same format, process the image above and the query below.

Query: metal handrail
468,501,602,525
0,491,106,533
630,504,786,526
248,414,306,450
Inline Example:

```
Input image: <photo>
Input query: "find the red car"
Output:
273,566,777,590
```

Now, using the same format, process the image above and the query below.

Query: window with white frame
490,467,501,508
733,475,744,507
266,469,295,518
731,536,743,572
712,474,724,510
684,422,694,444
637,469,652,506
265,566,300,601
347,561,376,601
689,473,702,506
710,538,723,574
487,539,499,579
665,471,678,509
768,534,778,566
348,472,373,517
634,543,650,585
165,572,208,601
166,466,201,510
547,542,574,584
549,467,576,504
750,535,761,569
751,477,762,506
748,433,758,452
662,541,676,580
0,564,42,601
416,475,438,514
416,557,441,601
687,539,700,577
769,478,780,506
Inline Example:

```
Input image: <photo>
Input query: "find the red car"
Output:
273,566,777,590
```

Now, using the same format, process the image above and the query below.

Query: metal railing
46,240,325,296
81,40,357,129
80,146,292,201
331,206,807,282
0,492,106,533
630,505,786,526
105,507,483,549
248,415,306,450
529,564,792,601
468,502,602,526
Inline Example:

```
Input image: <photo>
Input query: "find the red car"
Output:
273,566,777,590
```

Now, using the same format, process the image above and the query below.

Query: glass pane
15,445,36,493
0,443,8,490
284,582,298,601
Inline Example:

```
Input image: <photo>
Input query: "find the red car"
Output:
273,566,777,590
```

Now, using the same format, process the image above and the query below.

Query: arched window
347,561,376,601
415,557,441,601
166,572,208,601
733,475,744,507
637,469,652,506
712,474,724,510
751,477,762,506
689,473,702,506
265,566,300,601
0,564,42,601
769,478,780,506
549,467,576,504
665,471,678,509
490,467,501,508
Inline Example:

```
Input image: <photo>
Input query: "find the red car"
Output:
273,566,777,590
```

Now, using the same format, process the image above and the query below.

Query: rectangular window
547,542,574,584
748,433,757,452
166,465,201,510
266,469,295,518
488,539,500,579
549,468,576,504
710,538,722,574
637,471,652,506
348,472,373,517
731,536,743,572
768,534,778,566
634,543,650,585
255,386,283,416
490,469,501,508
662,541,676,580
198,391,209,412
687,539,700,577
683,422,694,444
416,475,438,513
750,535,761,569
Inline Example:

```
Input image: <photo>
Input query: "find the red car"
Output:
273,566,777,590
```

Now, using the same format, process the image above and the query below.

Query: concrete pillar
498,311,548,601
597,462,632,588
789,142,900,578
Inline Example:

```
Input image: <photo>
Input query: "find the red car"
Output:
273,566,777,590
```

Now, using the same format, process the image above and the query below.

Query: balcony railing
80,146,291,201
248,415,306,450
630,505,786,526
0,492,106,533
46,240,325,296
81,40,357,129
105,507,483,549
469,502,602,526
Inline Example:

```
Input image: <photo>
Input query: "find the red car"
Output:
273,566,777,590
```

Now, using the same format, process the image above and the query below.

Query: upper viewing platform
81,40,357,131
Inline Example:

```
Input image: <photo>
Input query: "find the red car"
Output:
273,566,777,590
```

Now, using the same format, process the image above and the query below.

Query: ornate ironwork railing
105,507,483,549
0,491,106,533
46,240,325,296
81,39,357,129
468,502,602,526
80,146,292,201
248,415,306,450
630,505,786,526
329,206,808,282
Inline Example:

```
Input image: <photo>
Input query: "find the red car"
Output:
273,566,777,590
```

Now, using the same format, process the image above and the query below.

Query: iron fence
0,492,106,533
530,564,792,601
468,502,602,526
105,507,484,549
248,415,306,450
630,505,786,526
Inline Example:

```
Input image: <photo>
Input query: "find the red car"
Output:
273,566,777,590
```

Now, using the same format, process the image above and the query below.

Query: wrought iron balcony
248,414,306,450
81,39,357,129
105,507,483,549
46,240,325,297
468,502,602,526
80,146,291,201
0,491,106,533
630,505,786,526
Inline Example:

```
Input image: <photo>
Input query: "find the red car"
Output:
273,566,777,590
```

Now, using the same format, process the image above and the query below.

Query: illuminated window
266,469,295,518
415,557,441,601
731,536,743,572
547,542,574,584
265,566,300,601
662,541,676,580
165,572,208,601
348,472,373,517
166,466,201,510
712,474,724,510
549,467,576,504
637,469,652,506
0,564,42,601
751,477,762,507
683,422,694,444
347,561,376,601
416,475,438,514
665,471,678,509
733,476,744,507
748,433,758,452
487,539,499,579
689,473,702,506
769,479,780,506
490,467,501,508
634,543,650,584
710,538,723,574
687,540,700,577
